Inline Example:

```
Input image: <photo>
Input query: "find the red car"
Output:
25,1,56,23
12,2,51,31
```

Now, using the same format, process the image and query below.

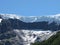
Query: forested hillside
32,31,60,45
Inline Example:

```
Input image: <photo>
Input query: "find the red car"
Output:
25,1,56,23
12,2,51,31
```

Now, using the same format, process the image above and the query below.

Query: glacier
14,29,57,45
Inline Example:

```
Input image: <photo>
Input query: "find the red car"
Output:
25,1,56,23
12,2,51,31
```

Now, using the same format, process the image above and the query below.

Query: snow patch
0,19,2,23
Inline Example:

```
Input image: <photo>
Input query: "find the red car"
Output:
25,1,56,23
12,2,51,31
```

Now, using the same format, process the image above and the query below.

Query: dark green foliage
32,31,60,45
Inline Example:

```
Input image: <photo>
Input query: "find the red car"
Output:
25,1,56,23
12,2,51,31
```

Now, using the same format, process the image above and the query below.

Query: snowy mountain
0,14,60,45
0,14,60,23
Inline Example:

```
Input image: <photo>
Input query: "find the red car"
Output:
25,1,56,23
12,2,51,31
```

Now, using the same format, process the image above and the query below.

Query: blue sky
0,0,60,16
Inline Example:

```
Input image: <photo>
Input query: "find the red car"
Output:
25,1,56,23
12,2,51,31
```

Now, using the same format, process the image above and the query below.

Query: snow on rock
0,19,2,23
0,14,21,19
14,29,57,45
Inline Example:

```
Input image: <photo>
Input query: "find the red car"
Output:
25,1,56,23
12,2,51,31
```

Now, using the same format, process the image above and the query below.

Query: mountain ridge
0,14,60,23
0,14,60,45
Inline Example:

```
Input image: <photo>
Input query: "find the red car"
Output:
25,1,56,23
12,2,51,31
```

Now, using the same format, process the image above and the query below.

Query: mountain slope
32,31,60,45
0,29,57,45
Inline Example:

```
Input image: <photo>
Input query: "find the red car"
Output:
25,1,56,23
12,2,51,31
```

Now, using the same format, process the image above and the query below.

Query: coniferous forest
32,31,60,45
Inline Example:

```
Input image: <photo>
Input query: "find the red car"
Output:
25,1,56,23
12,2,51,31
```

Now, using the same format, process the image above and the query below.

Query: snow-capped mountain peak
0,14,60,23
